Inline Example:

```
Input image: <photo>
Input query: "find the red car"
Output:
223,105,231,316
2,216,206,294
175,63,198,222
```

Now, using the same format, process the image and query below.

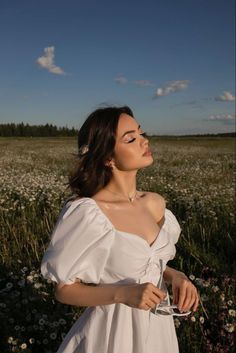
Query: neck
104,170,137,198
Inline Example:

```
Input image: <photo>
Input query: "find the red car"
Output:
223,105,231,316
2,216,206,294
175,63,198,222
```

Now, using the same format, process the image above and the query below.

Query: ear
105,158,114,168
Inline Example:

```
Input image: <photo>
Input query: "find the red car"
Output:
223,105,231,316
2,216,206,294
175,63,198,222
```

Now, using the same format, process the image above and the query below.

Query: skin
104,113,199,313
56,113,199,313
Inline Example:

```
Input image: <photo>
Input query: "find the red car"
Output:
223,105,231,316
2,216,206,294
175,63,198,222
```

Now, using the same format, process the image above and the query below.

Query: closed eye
127,132,148,143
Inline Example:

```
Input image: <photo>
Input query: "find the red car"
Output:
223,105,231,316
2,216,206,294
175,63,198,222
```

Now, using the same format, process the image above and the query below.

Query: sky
0,0,235,135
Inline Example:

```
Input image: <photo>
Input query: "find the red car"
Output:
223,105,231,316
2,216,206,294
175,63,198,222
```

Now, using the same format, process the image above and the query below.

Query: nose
142,135,149,145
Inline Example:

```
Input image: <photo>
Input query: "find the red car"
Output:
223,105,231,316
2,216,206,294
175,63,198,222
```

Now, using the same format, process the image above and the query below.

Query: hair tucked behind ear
66,105,134,198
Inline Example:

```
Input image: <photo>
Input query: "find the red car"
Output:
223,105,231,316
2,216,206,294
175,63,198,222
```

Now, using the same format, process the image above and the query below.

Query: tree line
0,122,77,137
0,122,235,137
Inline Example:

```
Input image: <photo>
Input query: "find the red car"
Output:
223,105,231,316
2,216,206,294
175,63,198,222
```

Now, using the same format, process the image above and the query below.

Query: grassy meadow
0,136,235,353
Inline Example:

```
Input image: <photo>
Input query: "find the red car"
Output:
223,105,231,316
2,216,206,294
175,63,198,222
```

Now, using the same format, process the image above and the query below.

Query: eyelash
127,132,148,143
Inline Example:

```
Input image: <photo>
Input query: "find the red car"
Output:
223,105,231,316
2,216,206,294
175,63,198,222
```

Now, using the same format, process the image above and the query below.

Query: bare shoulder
143,191,166,222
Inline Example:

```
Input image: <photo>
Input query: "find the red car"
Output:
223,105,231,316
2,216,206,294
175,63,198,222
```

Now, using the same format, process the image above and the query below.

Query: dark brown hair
67,105,134,197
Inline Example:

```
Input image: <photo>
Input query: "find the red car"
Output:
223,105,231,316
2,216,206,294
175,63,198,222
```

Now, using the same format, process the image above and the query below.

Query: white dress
41,197,181,353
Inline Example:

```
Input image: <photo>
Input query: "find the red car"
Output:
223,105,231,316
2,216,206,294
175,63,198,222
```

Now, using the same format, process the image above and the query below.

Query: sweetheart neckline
82,197,167,248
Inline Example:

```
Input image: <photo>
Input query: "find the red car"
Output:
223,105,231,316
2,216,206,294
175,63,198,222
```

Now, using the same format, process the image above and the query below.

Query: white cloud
36,46,65,75
206,114,235,125
215,91,235,102
154,80,189,98
134,80,154,87
114,75,127,84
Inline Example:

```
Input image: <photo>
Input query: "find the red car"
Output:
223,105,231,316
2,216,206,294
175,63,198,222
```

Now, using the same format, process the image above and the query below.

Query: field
0,136,235,353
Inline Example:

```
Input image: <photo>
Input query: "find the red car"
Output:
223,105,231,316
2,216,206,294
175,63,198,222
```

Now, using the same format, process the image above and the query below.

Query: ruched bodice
41,197,181,353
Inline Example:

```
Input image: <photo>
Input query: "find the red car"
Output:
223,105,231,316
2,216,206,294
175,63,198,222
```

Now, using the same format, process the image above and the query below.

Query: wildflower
50,332,57,340
59,318,66,325
20,343,27,349
189,274,195,281
199,316,205,324
202,280,210,287
201,294,208,302
224,323,235,333
29,338,35,344
52,321,59,327
220,293,225,302
34,282,43,289
195,278,204,286
228,309,236,317
14,325,20,331
43,338,49,345
191,316,196,322
174,319,181,328
227,300,233,306
61,333,67,340
8,337,14,344
212,285,219,292
26,275,34,283
6,282,13,290
38,318,45,326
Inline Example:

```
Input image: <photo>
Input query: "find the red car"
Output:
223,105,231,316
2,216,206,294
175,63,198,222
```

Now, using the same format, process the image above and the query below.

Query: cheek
116,145,137,159
115,146,140,167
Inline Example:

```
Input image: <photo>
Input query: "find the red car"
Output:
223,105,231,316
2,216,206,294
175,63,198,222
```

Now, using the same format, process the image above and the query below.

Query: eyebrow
121,124,141,138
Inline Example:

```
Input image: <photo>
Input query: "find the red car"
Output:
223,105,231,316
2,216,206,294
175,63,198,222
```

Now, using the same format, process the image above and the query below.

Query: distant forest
0,122,235,137
0,122,77,137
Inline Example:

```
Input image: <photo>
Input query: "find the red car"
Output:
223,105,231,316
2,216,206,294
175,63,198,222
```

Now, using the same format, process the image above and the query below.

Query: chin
140,156,154,168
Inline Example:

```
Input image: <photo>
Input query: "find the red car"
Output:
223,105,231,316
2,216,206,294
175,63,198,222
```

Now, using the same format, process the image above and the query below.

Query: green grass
0,136,235,353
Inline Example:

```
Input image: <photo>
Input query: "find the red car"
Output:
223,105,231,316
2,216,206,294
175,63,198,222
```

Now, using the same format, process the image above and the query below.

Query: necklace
105,188,138,203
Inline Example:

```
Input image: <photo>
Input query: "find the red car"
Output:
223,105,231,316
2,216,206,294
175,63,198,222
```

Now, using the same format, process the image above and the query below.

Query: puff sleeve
40,198,115,285
163,208,182,244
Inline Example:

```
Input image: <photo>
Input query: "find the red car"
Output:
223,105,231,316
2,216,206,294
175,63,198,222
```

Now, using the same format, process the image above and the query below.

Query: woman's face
111,113,153,171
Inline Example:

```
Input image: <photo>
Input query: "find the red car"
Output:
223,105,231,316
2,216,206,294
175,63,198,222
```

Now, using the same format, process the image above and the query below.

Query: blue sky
0,0,235,135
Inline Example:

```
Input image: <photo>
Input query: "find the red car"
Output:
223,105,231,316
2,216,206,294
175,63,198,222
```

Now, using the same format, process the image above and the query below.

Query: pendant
129,192,137,202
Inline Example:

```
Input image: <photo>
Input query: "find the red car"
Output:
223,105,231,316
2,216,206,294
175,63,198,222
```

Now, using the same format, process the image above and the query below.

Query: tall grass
0,136,235,352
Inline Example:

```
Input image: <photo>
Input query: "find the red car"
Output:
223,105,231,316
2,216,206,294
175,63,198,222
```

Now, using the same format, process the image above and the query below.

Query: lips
143,148,152,156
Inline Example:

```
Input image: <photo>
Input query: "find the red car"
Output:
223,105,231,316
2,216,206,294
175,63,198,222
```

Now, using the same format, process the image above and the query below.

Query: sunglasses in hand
152,259,191,317
152,304,191,317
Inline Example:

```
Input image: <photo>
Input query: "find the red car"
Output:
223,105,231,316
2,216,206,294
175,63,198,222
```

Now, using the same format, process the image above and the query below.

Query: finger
172,288,179,305
178,284,187,311
146,298,157,309
153,287,167,301
182,287,194,311
182,289,195,311
150,292,164,306
186,291,196,311
193,291,200,312
185,289,199,312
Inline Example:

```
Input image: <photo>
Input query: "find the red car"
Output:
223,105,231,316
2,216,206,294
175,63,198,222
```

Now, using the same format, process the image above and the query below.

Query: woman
41,106,199,353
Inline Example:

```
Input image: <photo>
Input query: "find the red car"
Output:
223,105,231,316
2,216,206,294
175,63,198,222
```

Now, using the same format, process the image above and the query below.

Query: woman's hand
120,282,167,311
171,271,199,312
163,266,199,312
